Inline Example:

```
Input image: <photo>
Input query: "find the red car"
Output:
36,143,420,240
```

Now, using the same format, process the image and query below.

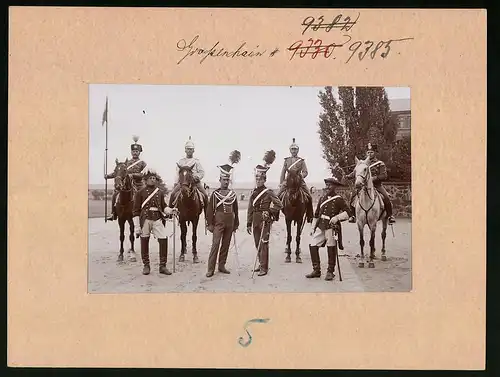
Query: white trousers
140,219,168,239
310,227,337,247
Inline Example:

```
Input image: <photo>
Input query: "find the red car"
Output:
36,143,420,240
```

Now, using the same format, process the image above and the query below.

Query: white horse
352,156,389,268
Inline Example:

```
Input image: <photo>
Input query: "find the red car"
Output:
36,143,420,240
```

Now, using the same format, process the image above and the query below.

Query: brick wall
311,182,412,218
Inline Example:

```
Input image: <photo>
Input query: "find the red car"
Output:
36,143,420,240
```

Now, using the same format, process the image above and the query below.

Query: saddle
171,186,205,208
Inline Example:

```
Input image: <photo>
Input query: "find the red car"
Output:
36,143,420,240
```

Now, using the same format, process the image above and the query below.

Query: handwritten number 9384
287,37,414,63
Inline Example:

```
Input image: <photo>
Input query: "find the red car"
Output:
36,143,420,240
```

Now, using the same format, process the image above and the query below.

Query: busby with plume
131,135,143,152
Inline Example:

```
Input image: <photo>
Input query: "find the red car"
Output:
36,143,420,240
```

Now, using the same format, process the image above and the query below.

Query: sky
89,85,410,187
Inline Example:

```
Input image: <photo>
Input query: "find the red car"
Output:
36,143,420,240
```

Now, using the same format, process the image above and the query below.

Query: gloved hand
329,216,339,226
262,211,270,221
207,225,214,233
246,226,252,235
193,176,201,183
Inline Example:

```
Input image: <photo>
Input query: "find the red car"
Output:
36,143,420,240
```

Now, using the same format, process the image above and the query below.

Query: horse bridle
355,163,377,217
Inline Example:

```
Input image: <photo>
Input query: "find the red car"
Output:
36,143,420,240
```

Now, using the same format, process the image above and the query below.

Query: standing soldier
276,138,314,222
104,135,147,221
247,161,283,276
346,143,396,224
168,136,209,216
206,164,239,277
306,170,349,281
133,168,175,276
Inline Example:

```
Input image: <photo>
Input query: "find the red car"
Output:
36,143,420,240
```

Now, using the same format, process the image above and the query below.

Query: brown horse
111,159,136,263
172,164,203,263
280,169,309,263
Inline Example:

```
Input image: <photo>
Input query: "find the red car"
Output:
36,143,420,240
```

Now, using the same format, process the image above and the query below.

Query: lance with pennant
102,96,109,222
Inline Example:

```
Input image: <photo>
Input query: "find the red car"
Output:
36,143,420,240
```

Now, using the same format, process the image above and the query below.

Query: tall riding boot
305,245,321,278
385,198,396,224
349,205,356,223
325,245,337,281
158,238,172,275
107,193,117,221
141,237,151,275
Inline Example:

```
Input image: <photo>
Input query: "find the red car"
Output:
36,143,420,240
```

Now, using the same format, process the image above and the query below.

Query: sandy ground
88,203,412,293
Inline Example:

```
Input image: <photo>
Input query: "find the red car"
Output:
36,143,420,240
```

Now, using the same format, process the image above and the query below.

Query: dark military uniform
133,169,171,276
206,164,239,277
105,137,147,221
346,143,395,224
247,165,283,276
307,174,349,281
277,138,314,221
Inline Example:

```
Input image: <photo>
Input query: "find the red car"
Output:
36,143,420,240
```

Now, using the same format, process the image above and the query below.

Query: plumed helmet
324,168,346,186
131,135,143,152
218,164,233,179
289,137,299,150
254,164,269,178
143,167,159,179
185,136,195,149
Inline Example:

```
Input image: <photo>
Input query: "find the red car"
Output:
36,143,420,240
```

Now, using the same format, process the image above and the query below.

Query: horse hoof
296,257,302,263
117,254,124,262
193,255,199,263
358,262,364,268
381,255,387,261
285,255,291,263
179,255,185,262
368,262,375,268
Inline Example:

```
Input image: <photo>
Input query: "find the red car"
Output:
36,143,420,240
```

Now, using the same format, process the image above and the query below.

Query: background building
390,98,411,140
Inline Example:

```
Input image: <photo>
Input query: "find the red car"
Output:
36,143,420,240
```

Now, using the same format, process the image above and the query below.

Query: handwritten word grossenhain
176,35,276,65
301,13,361,35
287,37,414,63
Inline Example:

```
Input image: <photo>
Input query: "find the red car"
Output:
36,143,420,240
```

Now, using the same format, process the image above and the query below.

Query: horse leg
295,217,302,263
179,221,187,262
358,223,365,268
381,218,388,261
128,218,137,262
117,218,125,262
368,227,376,268
285,219,292,263
192,218,199,263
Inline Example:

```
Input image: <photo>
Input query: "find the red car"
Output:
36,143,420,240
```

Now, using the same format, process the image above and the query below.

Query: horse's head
177,164,195,195
285,169,302,193
114,158,132,192
354,156,373,190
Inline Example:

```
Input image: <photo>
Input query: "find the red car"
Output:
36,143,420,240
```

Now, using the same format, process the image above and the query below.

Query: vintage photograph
88,85,411,293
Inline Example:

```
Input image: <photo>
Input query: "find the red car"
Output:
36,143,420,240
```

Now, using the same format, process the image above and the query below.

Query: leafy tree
317,86,346,172
338,86,358,164
389,135,411,181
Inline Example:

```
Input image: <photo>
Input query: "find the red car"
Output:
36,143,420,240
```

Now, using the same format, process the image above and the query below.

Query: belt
148,207,159,211
320,214,331,220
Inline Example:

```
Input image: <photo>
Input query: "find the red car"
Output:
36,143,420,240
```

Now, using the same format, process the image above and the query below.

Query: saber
172,213,177,273
232,231,241,276
391,223,395,237
334,225,343,281
252,223,266,280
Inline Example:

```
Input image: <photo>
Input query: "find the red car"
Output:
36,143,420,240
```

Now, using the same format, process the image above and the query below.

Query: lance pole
104,104,109,223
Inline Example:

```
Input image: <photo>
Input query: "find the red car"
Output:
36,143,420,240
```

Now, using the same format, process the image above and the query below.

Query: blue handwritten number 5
238,318,270,347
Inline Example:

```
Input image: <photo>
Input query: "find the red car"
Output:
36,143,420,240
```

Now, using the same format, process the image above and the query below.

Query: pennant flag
102,96,108,126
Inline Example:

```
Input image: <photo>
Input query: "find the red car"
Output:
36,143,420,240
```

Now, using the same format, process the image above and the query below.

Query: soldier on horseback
104,135,147,221
168,136,209,216
277,138,314,222
306,170,349,281
346,143,396,224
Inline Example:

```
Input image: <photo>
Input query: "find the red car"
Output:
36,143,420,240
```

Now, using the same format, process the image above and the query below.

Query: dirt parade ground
88,200,412,293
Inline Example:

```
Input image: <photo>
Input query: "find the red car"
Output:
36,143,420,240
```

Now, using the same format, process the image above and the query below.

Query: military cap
131,135,143,152
218,164,233,179
185,136,195,149
289,137,299,149
143,168,159,179
254,164,269,178
324,168,346,186
367,142,378,152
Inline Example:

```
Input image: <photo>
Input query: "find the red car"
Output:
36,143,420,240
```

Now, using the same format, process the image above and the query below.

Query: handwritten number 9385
287,37,414,63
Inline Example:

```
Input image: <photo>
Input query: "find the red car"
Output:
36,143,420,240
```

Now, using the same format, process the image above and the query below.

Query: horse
352,156,389,268
280,169,309,263
171,164,203,263
111,159,137,263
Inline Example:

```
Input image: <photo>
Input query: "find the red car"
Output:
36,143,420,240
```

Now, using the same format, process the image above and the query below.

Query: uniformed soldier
168,136,209,215
104,136,147,221
276,138,314,222
306,171,349,281
133,168,176,275
346,143,396,224
246,165,283,276
206,164,240,277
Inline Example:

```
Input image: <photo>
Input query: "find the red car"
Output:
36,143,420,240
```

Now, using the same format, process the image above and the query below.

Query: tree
389,135,411,181
317,86,346,172
338,86,358,164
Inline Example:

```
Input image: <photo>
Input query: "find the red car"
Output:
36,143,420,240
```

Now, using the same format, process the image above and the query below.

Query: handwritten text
238,318,270,347
176,35,277,65
301,13,361,35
